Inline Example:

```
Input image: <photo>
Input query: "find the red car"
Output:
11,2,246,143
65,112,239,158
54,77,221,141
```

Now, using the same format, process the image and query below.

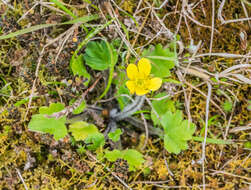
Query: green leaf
244,141,251,149
151,93,175,126
51,0,76,18
222,100,233,112
14,96,39,107
83,40,117,71
142,44,177,78
39,103,65,115
123,149,145,171
163,78,181,84
28,103,67,140
192,136,232,144
248,100,251,111
160,111,196,154
0,15,98,40
73,19,114,57
104,149,145,171
69,121,105,150
116,84,130,110
70,54,90,86
69,121,98,141
98,40,118,99
72,100,86,115
104,149,122,162
29,115,67,140
108,129,122,142
85,133,105,150
115,72,130,110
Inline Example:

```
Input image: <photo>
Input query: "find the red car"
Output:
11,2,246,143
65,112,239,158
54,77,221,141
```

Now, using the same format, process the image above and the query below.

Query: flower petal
138,58,151,77
127,64,138,80
149,77,162,91
126,81,136,94
136,88,149,96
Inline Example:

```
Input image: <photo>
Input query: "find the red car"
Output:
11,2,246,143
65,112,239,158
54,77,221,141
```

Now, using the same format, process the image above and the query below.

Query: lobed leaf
69,121,105,150
108,128,122,142
105,149,145,171
72,100,86,115
69,121,98,141
161,111,196,154
142,44,177,78
151,92,175,126
28,103,67,140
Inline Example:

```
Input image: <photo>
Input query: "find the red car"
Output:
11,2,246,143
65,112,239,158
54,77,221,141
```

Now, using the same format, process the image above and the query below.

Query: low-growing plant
27,39,231,171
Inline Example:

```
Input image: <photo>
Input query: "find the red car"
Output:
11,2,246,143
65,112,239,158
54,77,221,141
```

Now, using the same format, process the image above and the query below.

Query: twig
184,81,226,118
229,124,251,133
151,184,210,189
154,0,169,10
104,1,137,58
195,53,251,59
223,100,237,140
241,0,251,29
125,0,153,63
48,75,102,119
176,69,192,123
1,0,14,10
184,11,213,30
145,97,160,120
16,168,29,190
24,27,78,120
175,0,183,35
17,2,39,23
163,151,174,176
146,1,175,40
149,81,206,101
140,112,149,151
199,81,212,190
131,180,169,184
218,64,251,77
217,0,226,23
86,151,132,190
218,0,251,25
54,24,79,64
209,0,215,54
134,0,143,16
210,170,251,181
37,1,67,15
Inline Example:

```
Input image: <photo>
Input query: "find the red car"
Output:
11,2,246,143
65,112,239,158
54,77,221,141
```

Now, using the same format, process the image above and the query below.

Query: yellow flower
126,58,162,96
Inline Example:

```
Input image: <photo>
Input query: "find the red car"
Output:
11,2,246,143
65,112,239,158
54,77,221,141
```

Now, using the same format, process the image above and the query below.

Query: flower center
135,78,150,90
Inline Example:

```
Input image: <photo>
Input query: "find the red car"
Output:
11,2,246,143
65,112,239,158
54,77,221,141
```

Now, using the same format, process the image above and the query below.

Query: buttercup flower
126,58,162,96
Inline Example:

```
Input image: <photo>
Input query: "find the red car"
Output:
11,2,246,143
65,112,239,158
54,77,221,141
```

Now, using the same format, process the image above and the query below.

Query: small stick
86,151,132,190
1,0,15,9
209,0,215,54
241,0,251,29
16,169,29,190
184,81,226,118
24,26,77,121
140,112,149,151
125,1,153,63
210,170,251,181
199,81,212,190
48,75,102,118
195,53,251,59
163,151,174,176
